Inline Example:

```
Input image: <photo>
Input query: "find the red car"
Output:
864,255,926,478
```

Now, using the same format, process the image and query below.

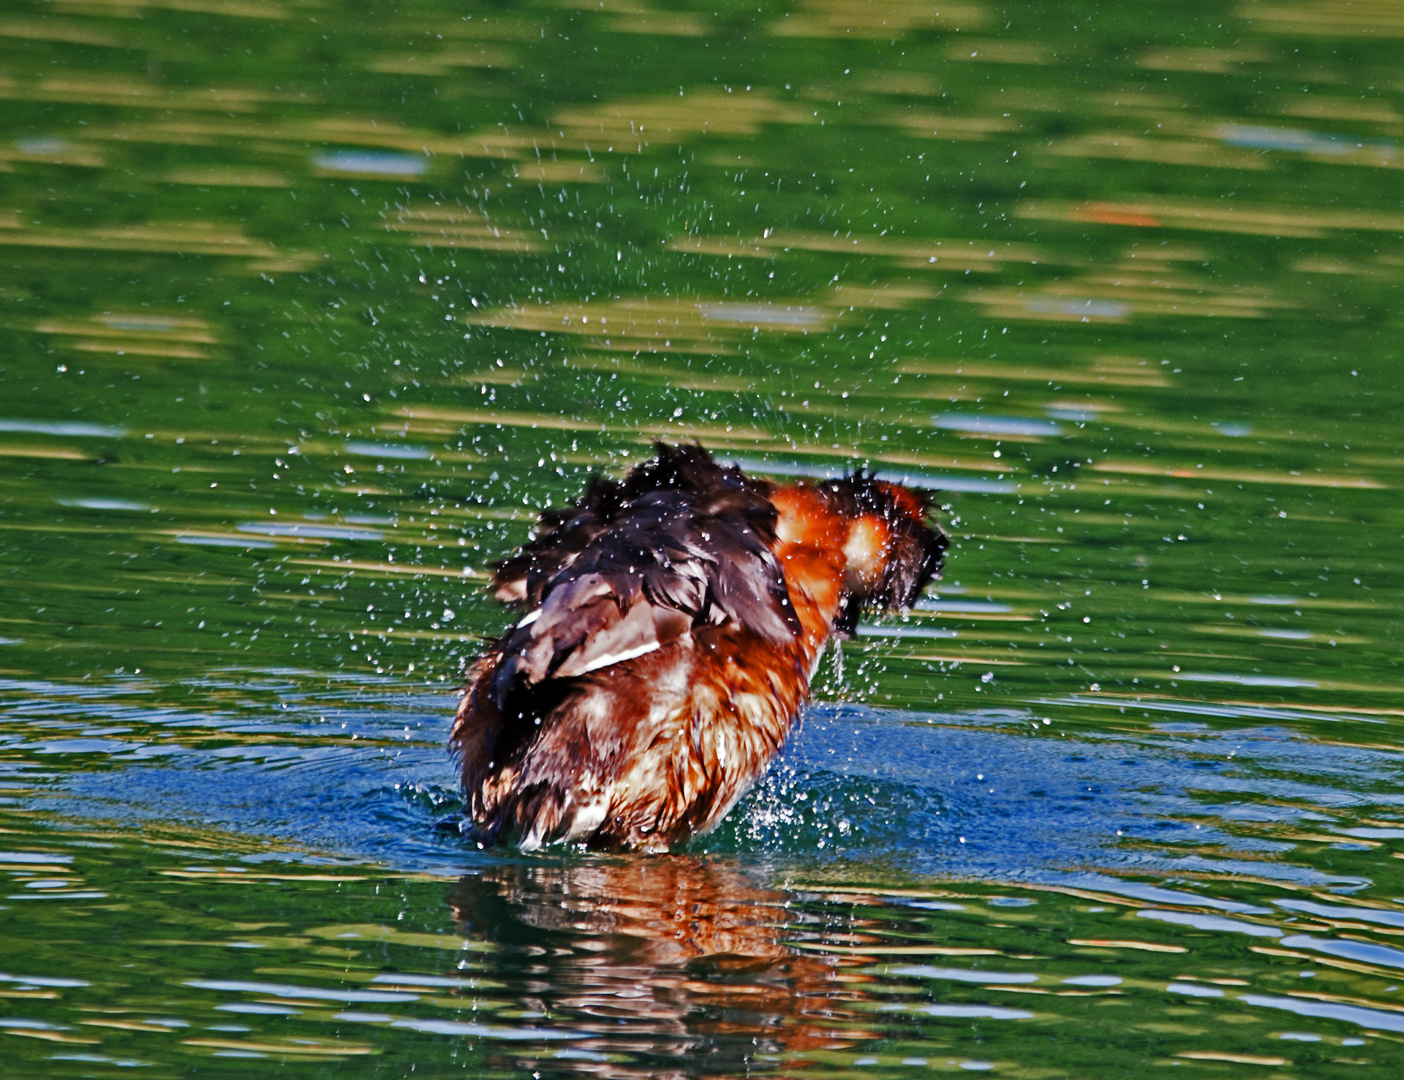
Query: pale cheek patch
774,513,804,545
843,518,888,588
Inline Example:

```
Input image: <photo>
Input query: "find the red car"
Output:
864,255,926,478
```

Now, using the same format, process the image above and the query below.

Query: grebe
451,444,946,850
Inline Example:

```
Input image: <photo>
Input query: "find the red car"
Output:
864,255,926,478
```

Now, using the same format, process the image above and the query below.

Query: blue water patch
1276,898,1404,928
856,625,959,640
1239,993,1404,1033
699,302,827,327
58,497,151,511
1020,298,1128,319
883,1002,1034,1020
1173,672,1319,689
188,979,420,1003
932,413,1063,438
914,599,1013,614
867,470,1019,494
173,535,277,549
1218,123,1397,158
16,135,69,155
889,965,1038,984
17,677,1404,900
1137,909,1281,937
343,440,435,460
1167,982,1224,997
236,522,385,541
0,419,126,438
1279,933,1404,970
98,315,183,332
311,150,429,177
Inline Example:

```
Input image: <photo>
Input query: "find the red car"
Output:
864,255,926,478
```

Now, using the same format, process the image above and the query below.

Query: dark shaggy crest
818,469,948,633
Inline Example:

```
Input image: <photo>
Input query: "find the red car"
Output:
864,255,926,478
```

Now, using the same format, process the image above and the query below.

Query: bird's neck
768,486,850,660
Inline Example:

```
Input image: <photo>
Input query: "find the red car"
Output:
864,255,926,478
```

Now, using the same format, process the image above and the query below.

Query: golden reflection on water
1283,97,1402,126
880,110,1020,141
1240,0,1404,37
1092,460,1385,490
552,88,813,146
1138,45,1274,73
49,0,289,18
670,230,1042,273
449,857,873,1068
0,15,133,47
770,0,985,38
899,356,1167,388
1046,133,1273,172
0,73,294,111
36,312,219,362
511,159,610,184
162,166,291,187
391,402,779,446
367,43,514,75
388,203,545,254
967,255,1290,323
0,217,311,271
1019,197,1404,238
556,0,709,39
0,444,89,460
941,38,1051,65
464,295,840,345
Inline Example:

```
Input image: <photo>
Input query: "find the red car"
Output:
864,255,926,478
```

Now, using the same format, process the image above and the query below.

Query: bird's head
816,472,948,634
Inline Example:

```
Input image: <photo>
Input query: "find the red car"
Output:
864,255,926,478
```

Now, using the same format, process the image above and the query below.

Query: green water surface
2,0,1403,1075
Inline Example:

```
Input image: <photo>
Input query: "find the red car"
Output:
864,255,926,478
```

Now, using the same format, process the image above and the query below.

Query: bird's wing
489,500,602,606
490,495,799,706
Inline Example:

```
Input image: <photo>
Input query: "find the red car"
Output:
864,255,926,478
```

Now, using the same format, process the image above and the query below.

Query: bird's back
452,445,807,848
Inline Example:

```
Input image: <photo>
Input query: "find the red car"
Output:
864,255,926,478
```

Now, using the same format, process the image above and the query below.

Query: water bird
451,443,946,850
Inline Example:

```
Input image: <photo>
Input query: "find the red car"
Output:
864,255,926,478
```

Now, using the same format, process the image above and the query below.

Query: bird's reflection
447,855,875,1076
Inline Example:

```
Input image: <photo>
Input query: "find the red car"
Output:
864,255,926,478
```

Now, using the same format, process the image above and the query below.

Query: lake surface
2,0,1404,1074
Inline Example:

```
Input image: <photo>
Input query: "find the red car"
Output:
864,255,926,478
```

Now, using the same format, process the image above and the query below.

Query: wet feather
451,443,946,850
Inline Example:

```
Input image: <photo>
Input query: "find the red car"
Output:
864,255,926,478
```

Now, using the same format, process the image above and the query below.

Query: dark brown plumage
450,444,946,851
